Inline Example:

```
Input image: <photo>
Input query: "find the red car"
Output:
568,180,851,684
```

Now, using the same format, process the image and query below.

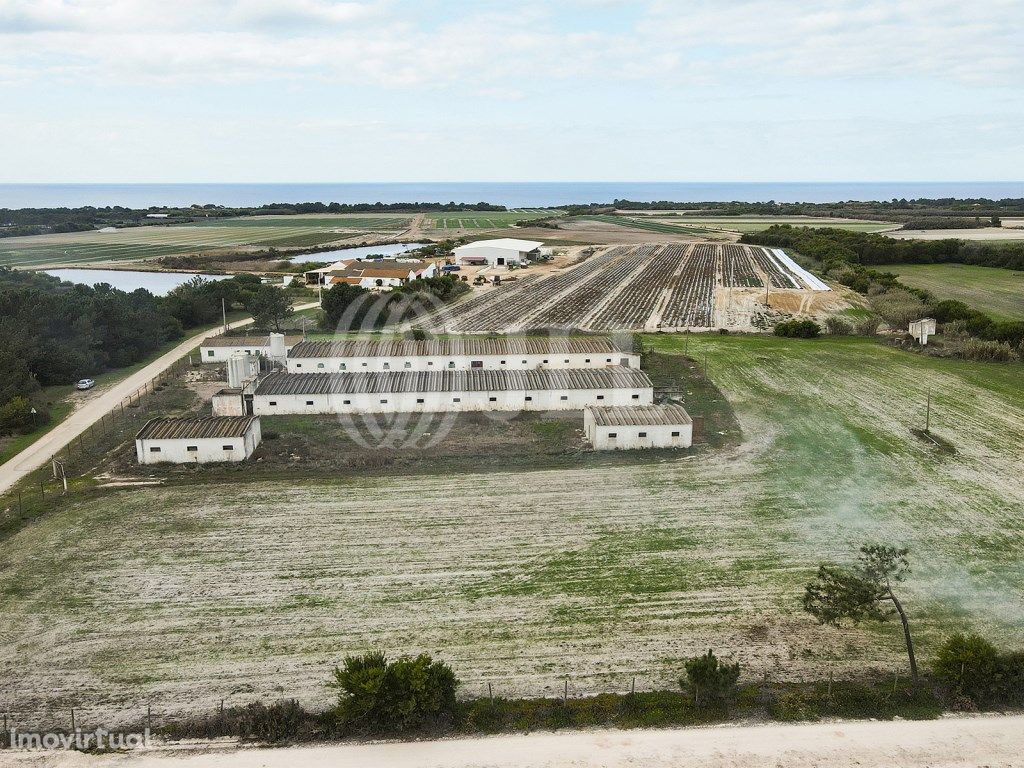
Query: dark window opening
187,446,198,452
149,446,161,453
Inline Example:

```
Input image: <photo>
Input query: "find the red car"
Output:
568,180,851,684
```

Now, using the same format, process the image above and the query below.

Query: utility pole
765,279,770,307
925,388,931,433
221,298,228,333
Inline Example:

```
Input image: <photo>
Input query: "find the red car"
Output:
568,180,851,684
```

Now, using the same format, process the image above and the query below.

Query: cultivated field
640,215,899,234
0,214,414,268
882,263,1024,321
1,337,1021,727
425,209,559,230
887,227,1024,242
420,243,842,333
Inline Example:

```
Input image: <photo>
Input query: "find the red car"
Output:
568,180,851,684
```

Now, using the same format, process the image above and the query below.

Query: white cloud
1,0,1020,88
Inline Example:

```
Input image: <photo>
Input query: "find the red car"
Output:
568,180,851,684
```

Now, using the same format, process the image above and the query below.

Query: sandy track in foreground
1,715,1021,768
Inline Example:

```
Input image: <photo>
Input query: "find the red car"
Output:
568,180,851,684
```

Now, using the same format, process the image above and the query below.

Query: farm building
213,368,653,416
308,259,439,289
135,416,262,464
584,405,693,450
452,238,544,267
285,336,639,373
199,334,301,363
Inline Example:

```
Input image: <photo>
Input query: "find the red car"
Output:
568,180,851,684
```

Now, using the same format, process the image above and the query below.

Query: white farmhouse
199,334,302,363
135,416,262,464
584,404,693,450
286,336,639,373
452,238,544,267
213,368,653,416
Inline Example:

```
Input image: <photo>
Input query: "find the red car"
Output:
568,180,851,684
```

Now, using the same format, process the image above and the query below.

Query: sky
0,0,1022,183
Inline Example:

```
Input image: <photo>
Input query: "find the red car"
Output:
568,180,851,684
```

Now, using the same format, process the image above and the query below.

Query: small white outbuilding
584,404,693,450
135,416,262,464
452,238,544,267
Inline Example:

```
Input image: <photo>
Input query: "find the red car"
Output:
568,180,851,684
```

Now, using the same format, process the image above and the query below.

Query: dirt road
1,715,1020,767
0,302,319,496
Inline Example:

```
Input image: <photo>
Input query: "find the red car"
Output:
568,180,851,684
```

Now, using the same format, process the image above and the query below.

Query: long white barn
213,368,653,416
286,336,639,373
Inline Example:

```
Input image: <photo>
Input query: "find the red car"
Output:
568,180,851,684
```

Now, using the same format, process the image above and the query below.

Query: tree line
0,202,509,236
0,269,294,435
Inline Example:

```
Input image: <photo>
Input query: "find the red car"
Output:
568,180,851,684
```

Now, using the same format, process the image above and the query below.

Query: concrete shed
584,404,693,450
199,334,301,363
452,238,544,267
135,416,262,464
214,367,653,416
286,336,639,373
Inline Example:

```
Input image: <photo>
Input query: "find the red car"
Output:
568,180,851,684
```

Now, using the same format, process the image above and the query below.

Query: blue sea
1,182,1022,209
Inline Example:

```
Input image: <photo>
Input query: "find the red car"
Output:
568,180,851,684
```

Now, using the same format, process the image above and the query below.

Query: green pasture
880,263,1024,321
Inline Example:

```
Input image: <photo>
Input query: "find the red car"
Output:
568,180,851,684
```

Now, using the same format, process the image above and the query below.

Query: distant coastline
1,181,1022,209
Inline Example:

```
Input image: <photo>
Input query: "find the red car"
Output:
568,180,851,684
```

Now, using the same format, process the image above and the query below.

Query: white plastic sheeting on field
770,248,832,291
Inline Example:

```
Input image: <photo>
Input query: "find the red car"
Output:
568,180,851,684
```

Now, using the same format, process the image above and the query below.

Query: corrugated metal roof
136,416,259,440
201,335,302,348
289,336,631,359
254,367,652,396
587,404,692,426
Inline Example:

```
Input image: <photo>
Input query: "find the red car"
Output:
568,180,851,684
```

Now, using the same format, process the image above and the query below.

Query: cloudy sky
1,0,1021,182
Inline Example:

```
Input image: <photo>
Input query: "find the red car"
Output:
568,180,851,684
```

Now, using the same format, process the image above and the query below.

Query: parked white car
76,378,96,390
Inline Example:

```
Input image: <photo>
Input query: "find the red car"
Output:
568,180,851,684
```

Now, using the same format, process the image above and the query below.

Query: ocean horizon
1,181,1022,209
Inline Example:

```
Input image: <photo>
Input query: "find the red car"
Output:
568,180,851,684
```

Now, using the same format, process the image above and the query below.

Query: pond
288,242,429,264
43,268,230,296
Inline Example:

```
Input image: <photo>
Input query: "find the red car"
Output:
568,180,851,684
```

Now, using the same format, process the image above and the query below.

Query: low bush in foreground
774,319,821,338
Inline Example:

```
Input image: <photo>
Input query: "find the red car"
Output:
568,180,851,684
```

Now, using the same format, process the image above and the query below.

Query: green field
426,209,560,230
1,336,1020,726
880,263,1024,321
578,214,715,235
648,216,898,234
0,214,413,268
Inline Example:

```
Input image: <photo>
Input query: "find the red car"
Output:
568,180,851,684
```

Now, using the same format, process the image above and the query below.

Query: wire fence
0,328,228,526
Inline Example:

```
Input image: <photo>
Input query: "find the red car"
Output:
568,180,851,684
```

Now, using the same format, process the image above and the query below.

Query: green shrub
238,699,307,743
774,320,821,338
681,650,740,707
0,396,46,435
329,651,458,735
856,317,882,336
824,316,853,336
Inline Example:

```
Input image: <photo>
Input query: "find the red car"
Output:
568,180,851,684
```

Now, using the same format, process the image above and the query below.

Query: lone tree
803,545,918,682
246,284,294,331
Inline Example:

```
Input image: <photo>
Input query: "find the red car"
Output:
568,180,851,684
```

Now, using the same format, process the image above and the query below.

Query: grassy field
0,214,413,268
880,263,1024,321
426,210,560,230
644,216,898,234
0,337,1021,727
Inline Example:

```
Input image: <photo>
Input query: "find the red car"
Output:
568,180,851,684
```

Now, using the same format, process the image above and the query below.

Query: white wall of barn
135,422,261,464
246,386,652,415
286,352,640,373
584,418,692,450
453,246,529,266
